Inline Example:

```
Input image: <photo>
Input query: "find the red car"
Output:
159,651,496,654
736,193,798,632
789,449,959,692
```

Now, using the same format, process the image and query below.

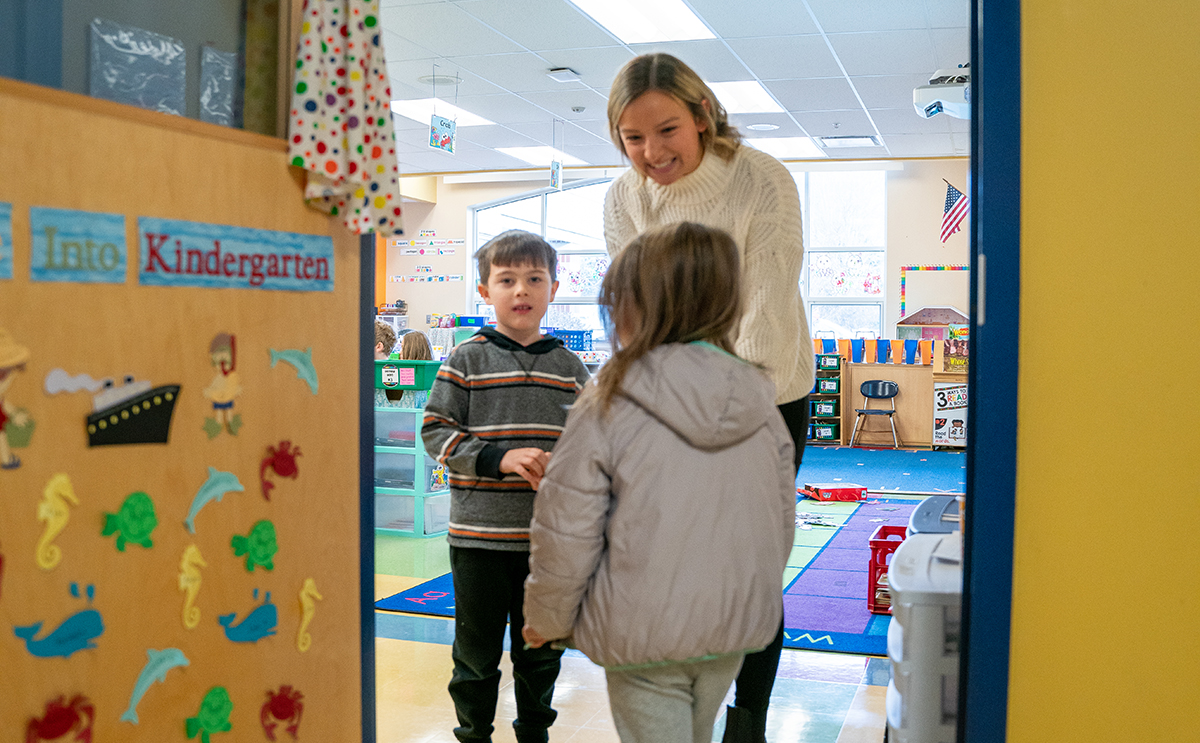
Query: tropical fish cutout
184,467,244,534
218,588,277,643
297,577,323,652
102,491,157,551
36,473,79,570
14,583,103,658
231,519,277,572
186,686,233,743
121,647,190,724
269,348,318,394
179,544,208,629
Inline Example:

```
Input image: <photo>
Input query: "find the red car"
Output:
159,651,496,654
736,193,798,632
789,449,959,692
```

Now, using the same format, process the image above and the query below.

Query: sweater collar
479,326,565,355
642,148,733,207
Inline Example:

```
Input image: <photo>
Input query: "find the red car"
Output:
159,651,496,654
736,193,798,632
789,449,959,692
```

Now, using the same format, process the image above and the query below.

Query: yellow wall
1009,3,1200,740
0,80,363,741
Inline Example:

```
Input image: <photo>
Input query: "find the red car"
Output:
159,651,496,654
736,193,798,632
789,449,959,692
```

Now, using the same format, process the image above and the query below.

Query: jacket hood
478,326,565,354
618,343,778,449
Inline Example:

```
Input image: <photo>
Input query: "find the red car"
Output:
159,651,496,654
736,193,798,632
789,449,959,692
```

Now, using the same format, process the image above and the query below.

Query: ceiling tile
791,109,876,138
827,30,939,76
726,36,843,80
925,0,971,29
764,77,862,112
851,73,930,109
870,107,951,136
383,29,439,62
929,27,970,70
519,89,611,122
455,125,541,148
727,112,806,137
386,58,506,97
557,143,624,167
625,40,754,82
807,0,929,33
951,131,971,155
822,145,891,159
880,133,954,157
446,52,587,95
380,3,524,57
688,0,819,37
947,116,969,133
539,46,636,92
451,94,556,125
456,0,620,50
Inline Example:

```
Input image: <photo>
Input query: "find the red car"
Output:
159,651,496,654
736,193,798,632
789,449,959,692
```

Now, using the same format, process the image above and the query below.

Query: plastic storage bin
376,492,451,535
817,377,840,394
550,328,593,351
885,533,962,743
811,399,839,418
812,421,840,441
817,353,841,370
457,315,487,326
376,359,442,391
868,525,907,614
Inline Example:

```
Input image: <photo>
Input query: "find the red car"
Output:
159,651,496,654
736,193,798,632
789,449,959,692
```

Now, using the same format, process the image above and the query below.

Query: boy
422,230,590,743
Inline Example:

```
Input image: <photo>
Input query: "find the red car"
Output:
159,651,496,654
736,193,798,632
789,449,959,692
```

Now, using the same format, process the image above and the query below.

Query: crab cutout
261,685,303,740
27,695,95,743
260,441,301,501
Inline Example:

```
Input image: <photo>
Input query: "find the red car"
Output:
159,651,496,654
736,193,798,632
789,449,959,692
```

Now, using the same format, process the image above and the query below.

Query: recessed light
390,99,495,127
705,81,785,114
495,146,589,167
818,135,881,148
745,137,826,159
547,68,581,83
745,123,779,131
564,0,714,44
417,74,462,87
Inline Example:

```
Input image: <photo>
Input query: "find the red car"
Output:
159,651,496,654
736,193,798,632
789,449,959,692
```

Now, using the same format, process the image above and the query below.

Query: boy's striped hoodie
422,327,590,550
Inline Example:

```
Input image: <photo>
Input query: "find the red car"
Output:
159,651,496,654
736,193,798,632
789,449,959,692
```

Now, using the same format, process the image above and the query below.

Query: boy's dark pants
449,546,563,743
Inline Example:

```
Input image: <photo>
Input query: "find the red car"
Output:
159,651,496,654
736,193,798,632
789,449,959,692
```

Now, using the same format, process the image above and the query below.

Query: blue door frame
959,1,1020,741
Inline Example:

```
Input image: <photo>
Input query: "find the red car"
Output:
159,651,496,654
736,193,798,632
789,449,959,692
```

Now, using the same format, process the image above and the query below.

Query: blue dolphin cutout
184,467,244,534
218,590,277,643
269,348,318,394
120,647,190,723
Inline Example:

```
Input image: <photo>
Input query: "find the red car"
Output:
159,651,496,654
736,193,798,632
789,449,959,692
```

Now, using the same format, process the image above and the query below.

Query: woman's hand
522,624,548,649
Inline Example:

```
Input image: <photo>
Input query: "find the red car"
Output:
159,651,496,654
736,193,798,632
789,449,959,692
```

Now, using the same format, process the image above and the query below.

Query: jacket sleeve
421,351,505,479
523,403,611,642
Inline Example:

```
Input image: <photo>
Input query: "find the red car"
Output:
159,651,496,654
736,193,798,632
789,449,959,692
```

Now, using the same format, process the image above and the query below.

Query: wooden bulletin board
0,80,368,741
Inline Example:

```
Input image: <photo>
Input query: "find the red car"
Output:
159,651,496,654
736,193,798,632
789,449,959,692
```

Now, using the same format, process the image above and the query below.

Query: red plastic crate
799,483,867,502
868,525,907,615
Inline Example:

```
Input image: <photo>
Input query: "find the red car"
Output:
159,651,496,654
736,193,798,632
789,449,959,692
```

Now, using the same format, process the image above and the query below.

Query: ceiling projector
913,65,970,119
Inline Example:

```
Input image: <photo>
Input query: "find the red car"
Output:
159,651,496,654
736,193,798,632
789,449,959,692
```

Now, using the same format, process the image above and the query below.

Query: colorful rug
375,571,455,616
798,445,966,494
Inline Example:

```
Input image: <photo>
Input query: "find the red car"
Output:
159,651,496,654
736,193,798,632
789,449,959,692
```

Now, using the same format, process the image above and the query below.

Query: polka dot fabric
288,0,402,236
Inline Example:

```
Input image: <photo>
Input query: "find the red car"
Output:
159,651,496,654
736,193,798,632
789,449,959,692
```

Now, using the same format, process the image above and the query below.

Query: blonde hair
607,53,742,163
589,222,742,412
374,320,397,356
399,331,433,361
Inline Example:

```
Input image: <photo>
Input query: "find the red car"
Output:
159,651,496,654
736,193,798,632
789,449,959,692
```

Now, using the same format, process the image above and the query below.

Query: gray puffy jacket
524,342,796,669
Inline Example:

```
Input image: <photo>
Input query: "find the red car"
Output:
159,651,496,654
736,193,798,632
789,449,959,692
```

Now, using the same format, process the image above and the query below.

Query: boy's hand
500,448,550,489
522,624,548,649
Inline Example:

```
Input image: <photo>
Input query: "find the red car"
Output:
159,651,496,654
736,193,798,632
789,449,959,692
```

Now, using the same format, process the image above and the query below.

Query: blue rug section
375,572,455,616
798,445,966,494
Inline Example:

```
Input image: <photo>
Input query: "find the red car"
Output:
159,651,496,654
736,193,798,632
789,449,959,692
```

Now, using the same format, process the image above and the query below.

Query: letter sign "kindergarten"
138,217,334,292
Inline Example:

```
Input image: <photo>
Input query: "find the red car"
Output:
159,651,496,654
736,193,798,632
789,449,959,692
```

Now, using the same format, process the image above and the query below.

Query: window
796,170,886,339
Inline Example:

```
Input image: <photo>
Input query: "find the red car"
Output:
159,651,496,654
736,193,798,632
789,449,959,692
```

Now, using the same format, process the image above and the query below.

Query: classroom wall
1007,2,1200,740
0,79,363,741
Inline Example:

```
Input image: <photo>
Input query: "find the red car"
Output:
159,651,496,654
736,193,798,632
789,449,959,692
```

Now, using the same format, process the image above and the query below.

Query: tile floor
373,536,889,743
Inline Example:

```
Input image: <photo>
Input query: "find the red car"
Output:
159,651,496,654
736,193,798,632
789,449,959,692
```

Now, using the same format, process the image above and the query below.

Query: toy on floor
799,483,867,502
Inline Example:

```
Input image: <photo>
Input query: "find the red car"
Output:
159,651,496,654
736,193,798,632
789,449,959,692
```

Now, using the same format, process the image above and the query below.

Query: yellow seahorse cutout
36,474,79,570
296,577,324,652
178,544,208,629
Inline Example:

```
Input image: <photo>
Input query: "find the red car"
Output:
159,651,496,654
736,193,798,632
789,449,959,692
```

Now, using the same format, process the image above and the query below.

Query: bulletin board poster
943,323,969,373
933,382,968,446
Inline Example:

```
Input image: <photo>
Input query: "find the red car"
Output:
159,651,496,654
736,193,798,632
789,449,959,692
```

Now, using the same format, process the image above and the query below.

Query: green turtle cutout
231,519,277,572
102,491,158,551
185,686,232,743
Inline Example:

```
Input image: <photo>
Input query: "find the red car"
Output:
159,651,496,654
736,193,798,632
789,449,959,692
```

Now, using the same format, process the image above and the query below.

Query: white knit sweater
604,145,815,405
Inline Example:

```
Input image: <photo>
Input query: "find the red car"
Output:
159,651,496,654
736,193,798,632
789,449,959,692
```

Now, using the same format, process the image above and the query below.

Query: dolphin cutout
269,348,318,394
120,647,190,724
184,468,244,534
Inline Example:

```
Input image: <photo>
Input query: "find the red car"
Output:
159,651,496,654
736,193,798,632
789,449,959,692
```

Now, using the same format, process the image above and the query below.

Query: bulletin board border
898,264,969,318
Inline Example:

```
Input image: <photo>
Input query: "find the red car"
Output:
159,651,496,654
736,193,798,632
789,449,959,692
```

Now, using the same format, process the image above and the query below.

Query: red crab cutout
27,695,94,743
260,441,301,501
261,685,304,740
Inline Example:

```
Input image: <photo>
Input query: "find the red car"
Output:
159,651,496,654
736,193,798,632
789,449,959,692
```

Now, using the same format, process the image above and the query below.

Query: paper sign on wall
0,202,12,280
30,207,127,284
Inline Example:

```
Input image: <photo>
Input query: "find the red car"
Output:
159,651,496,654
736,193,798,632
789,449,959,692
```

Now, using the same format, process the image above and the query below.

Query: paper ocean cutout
260,441,301,500
186,686,233,743
219,588,277,643
185,468,244,534
202,333,243,439
26,695,95,743
296,578,323,652
0,328,31,469
36,474,79,570
261,685,304,741
121,647,190,723
269,348,318,394
14,583,103,658
179,545,208,629
231,519,277,572
103,491,158,551
85,376,180,447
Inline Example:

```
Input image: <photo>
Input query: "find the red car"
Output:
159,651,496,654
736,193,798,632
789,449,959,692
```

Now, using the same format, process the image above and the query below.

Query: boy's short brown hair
374,320,397,356
475,230,558,284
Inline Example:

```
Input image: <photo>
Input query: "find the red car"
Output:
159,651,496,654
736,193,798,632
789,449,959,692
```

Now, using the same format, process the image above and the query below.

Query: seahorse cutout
178,545,208,629
296,578,324,652
36,474,79,570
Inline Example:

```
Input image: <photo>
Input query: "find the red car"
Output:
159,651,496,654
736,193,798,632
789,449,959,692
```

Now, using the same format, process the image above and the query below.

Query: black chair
850,380,900,448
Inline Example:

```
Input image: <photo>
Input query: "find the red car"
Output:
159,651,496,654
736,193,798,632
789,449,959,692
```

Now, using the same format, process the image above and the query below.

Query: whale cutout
218,589,277,643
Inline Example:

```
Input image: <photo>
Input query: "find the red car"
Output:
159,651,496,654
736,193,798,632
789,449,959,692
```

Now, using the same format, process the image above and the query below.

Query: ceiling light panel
745,137,826,159
819,136,880,148
391,99,496,127
565,0,715,44
705,81,785,114
496,146,590,166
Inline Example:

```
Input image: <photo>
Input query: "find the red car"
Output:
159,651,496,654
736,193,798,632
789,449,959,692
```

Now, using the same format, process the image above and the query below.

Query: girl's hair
399,331,433,361
590,222,742,411
607,53,742,163
374,320,397,355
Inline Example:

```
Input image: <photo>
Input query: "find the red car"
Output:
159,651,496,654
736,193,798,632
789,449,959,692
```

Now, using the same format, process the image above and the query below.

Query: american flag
940,182,970,242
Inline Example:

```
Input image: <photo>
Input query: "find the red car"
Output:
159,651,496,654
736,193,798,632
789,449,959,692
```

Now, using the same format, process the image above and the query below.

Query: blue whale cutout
14,582,103,658
218,588,277,643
